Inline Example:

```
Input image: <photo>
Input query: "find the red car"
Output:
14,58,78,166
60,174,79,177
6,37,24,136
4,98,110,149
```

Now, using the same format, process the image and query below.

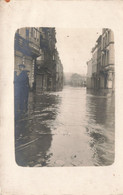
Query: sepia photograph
1,0,123,194
14,28,115,167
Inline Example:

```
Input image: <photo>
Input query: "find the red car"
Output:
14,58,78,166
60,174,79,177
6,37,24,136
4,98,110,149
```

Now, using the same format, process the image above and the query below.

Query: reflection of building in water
86,90,107,125
15,133,53,167
15,92,62,167
87,29,115,91
86,90,115,165
14,27,63,91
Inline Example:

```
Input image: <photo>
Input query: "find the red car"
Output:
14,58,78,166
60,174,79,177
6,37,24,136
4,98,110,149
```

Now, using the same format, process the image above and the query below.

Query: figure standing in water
17,64,30,113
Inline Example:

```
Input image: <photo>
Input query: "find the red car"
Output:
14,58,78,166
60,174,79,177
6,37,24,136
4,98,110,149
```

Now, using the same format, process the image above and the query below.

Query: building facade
86,28,115,91
101,29,115,90
91,44,98,89
87,59,93,88
35,28,56,92
14,27,63,92
14,28,41,89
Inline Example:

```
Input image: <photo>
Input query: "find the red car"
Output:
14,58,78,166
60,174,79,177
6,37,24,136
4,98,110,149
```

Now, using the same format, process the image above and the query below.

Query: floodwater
15,86,115,167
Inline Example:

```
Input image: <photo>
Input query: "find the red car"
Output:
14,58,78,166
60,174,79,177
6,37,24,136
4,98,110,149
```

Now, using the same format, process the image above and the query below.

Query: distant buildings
64,73,86,87
14,27,63,92
70,73,86,87
87,28,115,91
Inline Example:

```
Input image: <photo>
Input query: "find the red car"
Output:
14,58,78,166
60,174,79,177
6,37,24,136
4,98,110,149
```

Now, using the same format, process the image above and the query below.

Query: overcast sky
56,28,102,75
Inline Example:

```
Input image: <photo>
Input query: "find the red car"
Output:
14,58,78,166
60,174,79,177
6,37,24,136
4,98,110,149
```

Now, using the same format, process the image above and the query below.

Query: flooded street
15,86,115,167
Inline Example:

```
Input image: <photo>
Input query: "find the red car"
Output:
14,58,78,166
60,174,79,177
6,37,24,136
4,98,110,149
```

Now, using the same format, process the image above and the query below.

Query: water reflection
15,92,61,167
86,89,115,166
15,87,115,167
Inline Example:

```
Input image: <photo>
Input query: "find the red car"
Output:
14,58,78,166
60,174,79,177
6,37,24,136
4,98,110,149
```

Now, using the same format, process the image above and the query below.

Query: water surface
15,86,115,167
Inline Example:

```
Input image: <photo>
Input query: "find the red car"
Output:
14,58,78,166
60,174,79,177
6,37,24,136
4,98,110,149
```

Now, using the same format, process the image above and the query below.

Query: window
26,29,29,38
107,50,109,65
31,28,33,37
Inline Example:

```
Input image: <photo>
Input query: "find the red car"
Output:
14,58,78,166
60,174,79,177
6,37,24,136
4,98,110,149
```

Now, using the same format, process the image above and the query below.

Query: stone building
97,35,102,89
14,27,63,92
35,28,57,92
91,44,98,89
14,28,41,89
87,28,115,90
35,28,64,92
101,29,115,90
87,59,93,88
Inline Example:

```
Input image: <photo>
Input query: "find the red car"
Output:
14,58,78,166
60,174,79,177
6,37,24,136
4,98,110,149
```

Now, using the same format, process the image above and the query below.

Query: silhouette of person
17,64,30,113
24,70,30,112
14,71,20,119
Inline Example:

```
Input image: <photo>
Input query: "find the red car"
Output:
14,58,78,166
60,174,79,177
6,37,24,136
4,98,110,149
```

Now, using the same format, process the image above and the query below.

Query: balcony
15,33,41,57
29,42,41,57
104,64,114,71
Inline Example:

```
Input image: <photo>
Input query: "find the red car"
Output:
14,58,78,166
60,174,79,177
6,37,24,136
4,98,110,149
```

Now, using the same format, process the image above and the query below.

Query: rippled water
15,86,115,167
